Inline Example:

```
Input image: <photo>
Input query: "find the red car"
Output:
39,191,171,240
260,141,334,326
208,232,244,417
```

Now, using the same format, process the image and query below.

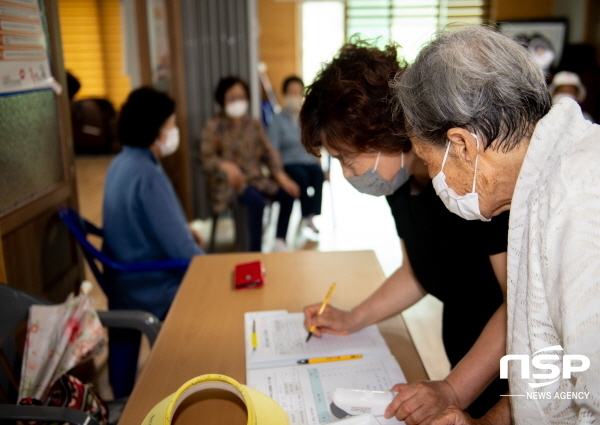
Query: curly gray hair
391,25,551,152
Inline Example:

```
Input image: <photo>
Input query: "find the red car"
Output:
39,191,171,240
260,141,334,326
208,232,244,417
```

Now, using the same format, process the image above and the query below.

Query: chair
209,196,251,253
58,207,189,294
0,283,160,425
192,160,251,253
71,98,118,154
58,207,187,399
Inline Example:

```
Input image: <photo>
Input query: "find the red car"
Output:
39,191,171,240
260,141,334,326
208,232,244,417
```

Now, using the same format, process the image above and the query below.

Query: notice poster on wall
0,0,54,95
146,0,170,92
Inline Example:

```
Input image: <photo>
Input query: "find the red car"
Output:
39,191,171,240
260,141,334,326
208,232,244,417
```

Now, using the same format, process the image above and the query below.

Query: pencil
297,354,362,364
251,320,258,351
306,283,336,342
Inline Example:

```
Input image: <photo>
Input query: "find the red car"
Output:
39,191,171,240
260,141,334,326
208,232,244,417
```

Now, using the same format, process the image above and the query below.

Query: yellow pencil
297,354,363,364
251,320,258,351
306,283,336,342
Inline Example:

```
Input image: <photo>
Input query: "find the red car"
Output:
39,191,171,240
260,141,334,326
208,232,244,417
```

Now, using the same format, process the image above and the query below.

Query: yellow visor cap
142,374,289,425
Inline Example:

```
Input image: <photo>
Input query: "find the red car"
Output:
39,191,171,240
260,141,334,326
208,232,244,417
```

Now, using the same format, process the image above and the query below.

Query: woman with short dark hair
106,86,203,316
201,76,300,252
214,76,251,110
103,86,204,397
301,40,509,423
301,43,407,158
117,87,175,147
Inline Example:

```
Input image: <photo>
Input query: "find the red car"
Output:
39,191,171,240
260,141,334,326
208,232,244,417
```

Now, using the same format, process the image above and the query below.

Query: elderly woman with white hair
390,25,600,424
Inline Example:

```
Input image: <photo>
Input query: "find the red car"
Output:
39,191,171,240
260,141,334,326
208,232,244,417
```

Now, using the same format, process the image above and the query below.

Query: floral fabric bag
17,290,108,423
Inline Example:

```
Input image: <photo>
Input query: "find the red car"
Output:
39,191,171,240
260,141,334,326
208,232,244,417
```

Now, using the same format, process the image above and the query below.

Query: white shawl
507,97,600,424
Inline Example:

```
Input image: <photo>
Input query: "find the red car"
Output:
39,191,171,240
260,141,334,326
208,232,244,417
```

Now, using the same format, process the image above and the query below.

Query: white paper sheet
328,414,382,425
247,354,406,425
245,311,391,368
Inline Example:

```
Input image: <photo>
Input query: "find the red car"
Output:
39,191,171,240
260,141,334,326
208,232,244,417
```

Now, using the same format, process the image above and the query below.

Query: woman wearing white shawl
391,25,600,425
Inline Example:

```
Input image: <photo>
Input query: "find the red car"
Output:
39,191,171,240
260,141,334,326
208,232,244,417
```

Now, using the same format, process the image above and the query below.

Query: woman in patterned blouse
201,76,300,252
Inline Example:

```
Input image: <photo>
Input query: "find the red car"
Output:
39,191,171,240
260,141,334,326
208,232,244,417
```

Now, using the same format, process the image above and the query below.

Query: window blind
346,0,489,61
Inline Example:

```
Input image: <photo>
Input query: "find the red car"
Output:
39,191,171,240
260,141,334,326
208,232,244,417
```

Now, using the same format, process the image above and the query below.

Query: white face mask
225,100,248,118
345,152,410,197
431,133,490,221
284,95,303,113
158,127,180,157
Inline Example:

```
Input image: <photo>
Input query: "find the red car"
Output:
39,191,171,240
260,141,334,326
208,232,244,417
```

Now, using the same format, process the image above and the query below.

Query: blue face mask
345,152,410,196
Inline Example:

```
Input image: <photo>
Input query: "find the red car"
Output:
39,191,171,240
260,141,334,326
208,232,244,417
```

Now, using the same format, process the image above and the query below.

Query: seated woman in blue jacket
102,87,204,397
268,76,325,234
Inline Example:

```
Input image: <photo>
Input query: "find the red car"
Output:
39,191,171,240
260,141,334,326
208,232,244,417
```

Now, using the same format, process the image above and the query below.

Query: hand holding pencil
303,283,362,341
305,283,336,342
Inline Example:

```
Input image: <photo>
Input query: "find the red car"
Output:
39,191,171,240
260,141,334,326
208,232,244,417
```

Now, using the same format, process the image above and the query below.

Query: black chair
0,283,160,425
209,196,251,253
71,98,118,154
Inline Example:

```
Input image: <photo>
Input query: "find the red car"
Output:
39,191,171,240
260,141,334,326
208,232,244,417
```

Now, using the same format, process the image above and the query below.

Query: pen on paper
297,354,363,364
306,283,336,342
251,320,258,351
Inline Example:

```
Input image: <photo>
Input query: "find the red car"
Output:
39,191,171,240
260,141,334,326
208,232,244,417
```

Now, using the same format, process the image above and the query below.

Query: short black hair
118,87,175,148
282,75,304,95
214,76,250,109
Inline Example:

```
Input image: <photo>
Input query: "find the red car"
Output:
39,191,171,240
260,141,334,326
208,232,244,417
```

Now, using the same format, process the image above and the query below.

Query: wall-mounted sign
0,0,54,95
147,0,170,92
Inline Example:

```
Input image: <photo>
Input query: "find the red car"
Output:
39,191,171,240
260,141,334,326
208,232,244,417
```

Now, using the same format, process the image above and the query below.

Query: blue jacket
268,110,318,165
102,146,203,319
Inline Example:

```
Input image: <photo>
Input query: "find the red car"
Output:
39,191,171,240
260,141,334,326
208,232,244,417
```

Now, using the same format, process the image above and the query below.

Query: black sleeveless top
386,178,509,417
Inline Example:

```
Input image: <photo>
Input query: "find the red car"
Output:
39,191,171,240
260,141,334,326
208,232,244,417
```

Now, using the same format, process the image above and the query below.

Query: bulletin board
0,0,64,217
0,0,54,95
146,0,171,92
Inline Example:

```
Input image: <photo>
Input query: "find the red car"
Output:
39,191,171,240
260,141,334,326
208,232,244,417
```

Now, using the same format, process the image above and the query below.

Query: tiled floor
74,153,449,400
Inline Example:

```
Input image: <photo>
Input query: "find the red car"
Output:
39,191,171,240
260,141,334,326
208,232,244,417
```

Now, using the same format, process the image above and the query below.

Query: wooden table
118,250,427,425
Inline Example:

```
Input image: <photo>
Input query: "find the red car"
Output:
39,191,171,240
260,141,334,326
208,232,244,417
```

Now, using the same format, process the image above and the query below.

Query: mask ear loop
471,133,479,193
401,153,404,168
441,142,451,170
372,151,381,173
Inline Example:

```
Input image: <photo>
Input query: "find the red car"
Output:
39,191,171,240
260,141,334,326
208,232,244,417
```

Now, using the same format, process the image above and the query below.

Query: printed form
245,311,391,367
245,311,406,424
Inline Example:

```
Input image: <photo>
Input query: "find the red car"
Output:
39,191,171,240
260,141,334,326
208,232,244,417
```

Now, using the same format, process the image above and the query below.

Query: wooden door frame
0,0,84,291
0,226,6,283
0,0,79,234
135,0,153,86
134,0,193,218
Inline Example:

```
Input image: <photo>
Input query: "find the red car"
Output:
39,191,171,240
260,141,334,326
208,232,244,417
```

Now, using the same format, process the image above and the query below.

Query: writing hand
302,303,360,337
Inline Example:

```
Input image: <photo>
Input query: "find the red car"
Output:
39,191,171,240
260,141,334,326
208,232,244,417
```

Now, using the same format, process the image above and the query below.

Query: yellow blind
57,0,130,109
98,0,131,110
58,0,106,98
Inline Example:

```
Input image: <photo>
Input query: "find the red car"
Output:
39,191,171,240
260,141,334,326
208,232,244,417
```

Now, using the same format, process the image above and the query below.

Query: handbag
19,373,108,425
